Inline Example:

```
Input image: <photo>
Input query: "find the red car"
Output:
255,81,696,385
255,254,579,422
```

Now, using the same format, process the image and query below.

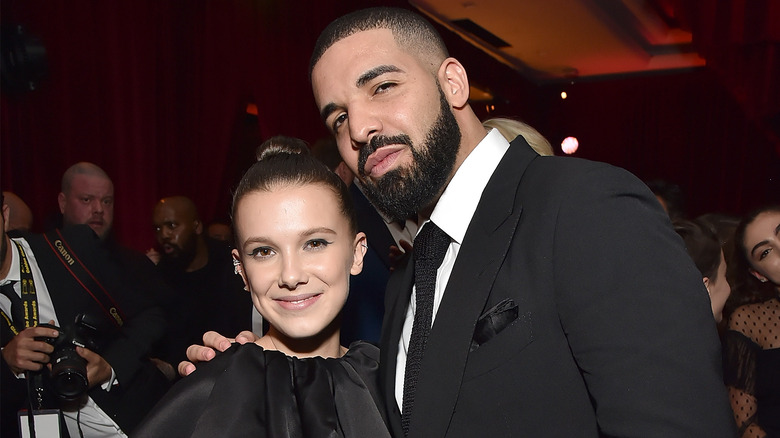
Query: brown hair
232,136,358,235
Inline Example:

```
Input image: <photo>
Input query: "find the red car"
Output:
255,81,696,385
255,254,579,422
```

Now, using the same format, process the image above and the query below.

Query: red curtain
2,0,778,252
0,0,384,251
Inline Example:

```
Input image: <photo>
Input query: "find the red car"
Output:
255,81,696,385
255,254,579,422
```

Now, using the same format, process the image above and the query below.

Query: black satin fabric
133,341,390,438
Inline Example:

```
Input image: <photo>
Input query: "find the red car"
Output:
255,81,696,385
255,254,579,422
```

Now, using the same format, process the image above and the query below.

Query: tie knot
413,222,450,265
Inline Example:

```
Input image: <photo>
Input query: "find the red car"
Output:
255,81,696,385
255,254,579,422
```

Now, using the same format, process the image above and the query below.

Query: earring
361,243,368,249
760,278,768,283
233,258,241,275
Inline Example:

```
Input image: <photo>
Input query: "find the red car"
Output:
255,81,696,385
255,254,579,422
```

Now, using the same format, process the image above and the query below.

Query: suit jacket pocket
463,302,533,380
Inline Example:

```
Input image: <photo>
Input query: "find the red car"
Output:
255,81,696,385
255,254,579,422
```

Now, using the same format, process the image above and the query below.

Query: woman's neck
257,327,345,359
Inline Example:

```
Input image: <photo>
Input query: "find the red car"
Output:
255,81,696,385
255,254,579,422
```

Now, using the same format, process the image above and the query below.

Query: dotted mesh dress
723,296,780,438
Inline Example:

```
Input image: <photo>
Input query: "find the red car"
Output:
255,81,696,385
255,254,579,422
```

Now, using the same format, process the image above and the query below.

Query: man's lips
363,145,404,177
275,293,322,311
162,244,175,254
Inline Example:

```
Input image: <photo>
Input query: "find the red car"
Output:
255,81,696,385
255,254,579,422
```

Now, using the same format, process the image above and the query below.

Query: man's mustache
358,134,413,177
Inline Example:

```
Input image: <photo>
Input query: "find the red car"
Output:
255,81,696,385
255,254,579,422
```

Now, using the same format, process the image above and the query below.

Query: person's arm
723,312,767,438
178,330,259,376
550,164,734,436
99,304,167,385
728,386,766,438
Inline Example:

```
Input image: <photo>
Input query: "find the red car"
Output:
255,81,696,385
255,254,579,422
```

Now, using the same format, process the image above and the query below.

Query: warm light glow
561,91,567,99
561,136,579,154
246,102,258,116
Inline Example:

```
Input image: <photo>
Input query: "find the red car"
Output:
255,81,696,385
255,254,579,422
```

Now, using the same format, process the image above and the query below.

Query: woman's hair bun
255,136,310,162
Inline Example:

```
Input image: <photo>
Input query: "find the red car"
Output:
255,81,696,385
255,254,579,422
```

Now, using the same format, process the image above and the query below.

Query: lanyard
1,241,39,335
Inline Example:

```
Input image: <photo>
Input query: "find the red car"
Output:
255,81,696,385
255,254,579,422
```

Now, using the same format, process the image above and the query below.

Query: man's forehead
71,174,113,192
313,28,399,79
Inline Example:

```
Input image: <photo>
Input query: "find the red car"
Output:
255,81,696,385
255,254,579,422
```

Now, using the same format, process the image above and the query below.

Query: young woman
135,138,390,437
722,205,780,438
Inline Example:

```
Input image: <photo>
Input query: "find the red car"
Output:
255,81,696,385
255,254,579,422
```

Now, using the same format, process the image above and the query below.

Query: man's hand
177,330,260,377
1,324,58,374
145,248,161,265
77,346,112,389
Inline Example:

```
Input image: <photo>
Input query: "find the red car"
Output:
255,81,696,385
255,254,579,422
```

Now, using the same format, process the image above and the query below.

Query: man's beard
358,86,461,222
160,241,195,271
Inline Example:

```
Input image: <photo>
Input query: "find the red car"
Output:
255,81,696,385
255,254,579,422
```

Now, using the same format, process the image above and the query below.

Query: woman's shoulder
728,297,780,347
344,340,380,360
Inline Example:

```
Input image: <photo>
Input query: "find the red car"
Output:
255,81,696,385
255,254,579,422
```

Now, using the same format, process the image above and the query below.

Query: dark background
2,0,778,252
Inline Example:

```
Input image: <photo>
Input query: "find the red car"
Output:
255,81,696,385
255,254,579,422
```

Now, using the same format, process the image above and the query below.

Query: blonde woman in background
483,117,555,156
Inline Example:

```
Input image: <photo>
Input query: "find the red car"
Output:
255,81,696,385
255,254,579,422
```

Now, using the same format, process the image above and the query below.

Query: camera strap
0,240,39,335
43,229,125,329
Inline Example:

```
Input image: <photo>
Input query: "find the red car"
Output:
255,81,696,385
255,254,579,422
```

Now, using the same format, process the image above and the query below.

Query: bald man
58,162,115,240
151,196,252,364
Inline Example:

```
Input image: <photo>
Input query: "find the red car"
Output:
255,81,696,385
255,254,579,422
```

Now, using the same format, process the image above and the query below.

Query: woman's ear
438,57,469,108
749,268,769,283
702,277,711,296
231,249,249,291
351,232,368,275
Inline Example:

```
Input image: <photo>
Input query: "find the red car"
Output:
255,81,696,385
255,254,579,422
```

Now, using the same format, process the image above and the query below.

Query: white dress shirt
395,128,510,411
0,237,127,438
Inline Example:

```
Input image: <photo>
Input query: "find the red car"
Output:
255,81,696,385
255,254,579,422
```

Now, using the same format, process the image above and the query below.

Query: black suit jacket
1,225,169,437
379,137,735,437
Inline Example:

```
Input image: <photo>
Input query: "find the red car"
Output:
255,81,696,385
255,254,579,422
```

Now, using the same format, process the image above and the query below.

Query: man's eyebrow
320,65,404,122
320,103,339,123
356,65,402,88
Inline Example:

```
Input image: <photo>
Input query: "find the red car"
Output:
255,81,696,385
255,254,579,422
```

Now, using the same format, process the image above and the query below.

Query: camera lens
50,347,88,400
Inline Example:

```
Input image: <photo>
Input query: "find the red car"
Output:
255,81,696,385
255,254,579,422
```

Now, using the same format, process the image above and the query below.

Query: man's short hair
61,162,112,194
309,7,449,78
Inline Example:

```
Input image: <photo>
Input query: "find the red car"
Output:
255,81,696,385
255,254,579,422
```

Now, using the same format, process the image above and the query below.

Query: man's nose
347,102,381,146
91,199,103,213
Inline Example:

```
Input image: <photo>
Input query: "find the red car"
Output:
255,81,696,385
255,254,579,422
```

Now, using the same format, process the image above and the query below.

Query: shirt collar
427,128,510,244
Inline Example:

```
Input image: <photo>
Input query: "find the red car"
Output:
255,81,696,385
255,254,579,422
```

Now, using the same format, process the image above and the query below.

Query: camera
36,314,101,400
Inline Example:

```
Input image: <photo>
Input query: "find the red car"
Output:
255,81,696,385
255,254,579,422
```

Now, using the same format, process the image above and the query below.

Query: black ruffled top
134,341,389,438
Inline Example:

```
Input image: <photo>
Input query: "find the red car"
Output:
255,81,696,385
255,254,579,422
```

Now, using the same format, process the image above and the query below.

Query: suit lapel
408,137,538,437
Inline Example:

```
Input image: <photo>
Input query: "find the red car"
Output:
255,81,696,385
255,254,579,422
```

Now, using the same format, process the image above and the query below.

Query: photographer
1,193,170,437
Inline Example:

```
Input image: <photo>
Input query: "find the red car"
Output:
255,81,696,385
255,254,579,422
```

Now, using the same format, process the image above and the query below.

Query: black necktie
402,222,450,436
1,281,24,328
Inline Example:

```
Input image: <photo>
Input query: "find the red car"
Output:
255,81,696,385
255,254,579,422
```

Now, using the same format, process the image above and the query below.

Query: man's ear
58,192,66,214
438,57,469,108
194,219,203,235
750,268,769,283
